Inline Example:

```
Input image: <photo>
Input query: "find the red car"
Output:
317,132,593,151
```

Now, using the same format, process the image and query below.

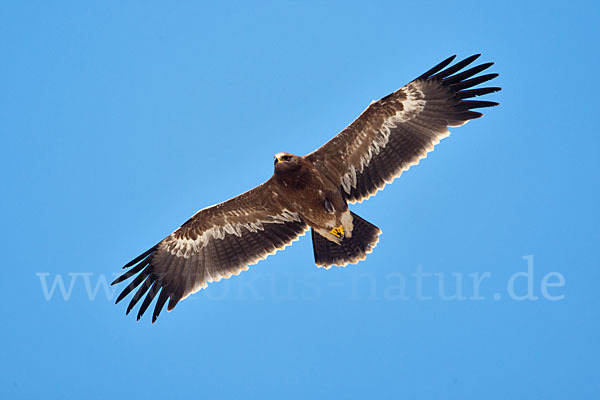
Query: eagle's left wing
112,179,308,322
306,54,500,203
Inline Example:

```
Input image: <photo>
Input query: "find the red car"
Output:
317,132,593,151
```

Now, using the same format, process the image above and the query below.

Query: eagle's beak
275,156,287,164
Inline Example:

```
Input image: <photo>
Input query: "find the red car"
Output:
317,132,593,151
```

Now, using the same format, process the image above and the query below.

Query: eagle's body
113,54,501,322
273,153,351,243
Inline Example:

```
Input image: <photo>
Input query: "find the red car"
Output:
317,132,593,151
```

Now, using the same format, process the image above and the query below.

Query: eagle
113,54,500,322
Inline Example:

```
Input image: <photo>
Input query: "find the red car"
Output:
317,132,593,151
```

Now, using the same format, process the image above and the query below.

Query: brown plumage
113,54,501,322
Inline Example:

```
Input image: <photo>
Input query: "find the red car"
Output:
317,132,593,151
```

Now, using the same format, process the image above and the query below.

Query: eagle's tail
311,212,381,268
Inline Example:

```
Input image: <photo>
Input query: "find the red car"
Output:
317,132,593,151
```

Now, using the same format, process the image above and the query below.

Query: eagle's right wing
112,179,308,322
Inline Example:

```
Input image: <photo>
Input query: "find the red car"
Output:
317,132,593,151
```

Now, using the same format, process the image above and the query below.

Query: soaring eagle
113,54,500,322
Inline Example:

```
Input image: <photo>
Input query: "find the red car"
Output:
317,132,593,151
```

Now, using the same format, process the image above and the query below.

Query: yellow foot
330,225,344,238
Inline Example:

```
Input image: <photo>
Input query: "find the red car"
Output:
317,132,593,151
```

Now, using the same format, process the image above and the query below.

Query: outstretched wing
306,54,501,203
112,180,308,322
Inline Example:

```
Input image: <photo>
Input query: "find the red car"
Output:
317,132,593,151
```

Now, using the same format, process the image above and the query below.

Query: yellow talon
330,226,344,238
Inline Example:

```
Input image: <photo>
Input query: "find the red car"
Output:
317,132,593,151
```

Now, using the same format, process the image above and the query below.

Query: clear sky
2,1,599,399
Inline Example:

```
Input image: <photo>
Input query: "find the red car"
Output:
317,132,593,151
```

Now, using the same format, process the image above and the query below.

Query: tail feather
312,212,381,268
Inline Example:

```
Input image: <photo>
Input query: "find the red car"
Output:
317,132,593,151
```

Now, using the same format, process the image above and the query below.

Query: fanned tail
311,212,381,268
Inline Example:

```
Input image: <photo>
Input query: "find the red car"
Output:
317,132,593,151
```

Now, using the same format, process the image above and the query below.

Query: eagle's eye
275,154,293,165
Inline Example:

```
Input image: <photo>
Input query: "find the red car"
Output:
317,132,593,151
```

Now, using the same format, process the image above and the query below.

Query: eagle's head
274,152,302,173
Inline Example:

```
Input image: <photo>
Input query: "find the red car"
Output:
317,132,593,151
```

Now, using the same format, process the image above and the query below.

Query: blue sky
2,1,599,399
